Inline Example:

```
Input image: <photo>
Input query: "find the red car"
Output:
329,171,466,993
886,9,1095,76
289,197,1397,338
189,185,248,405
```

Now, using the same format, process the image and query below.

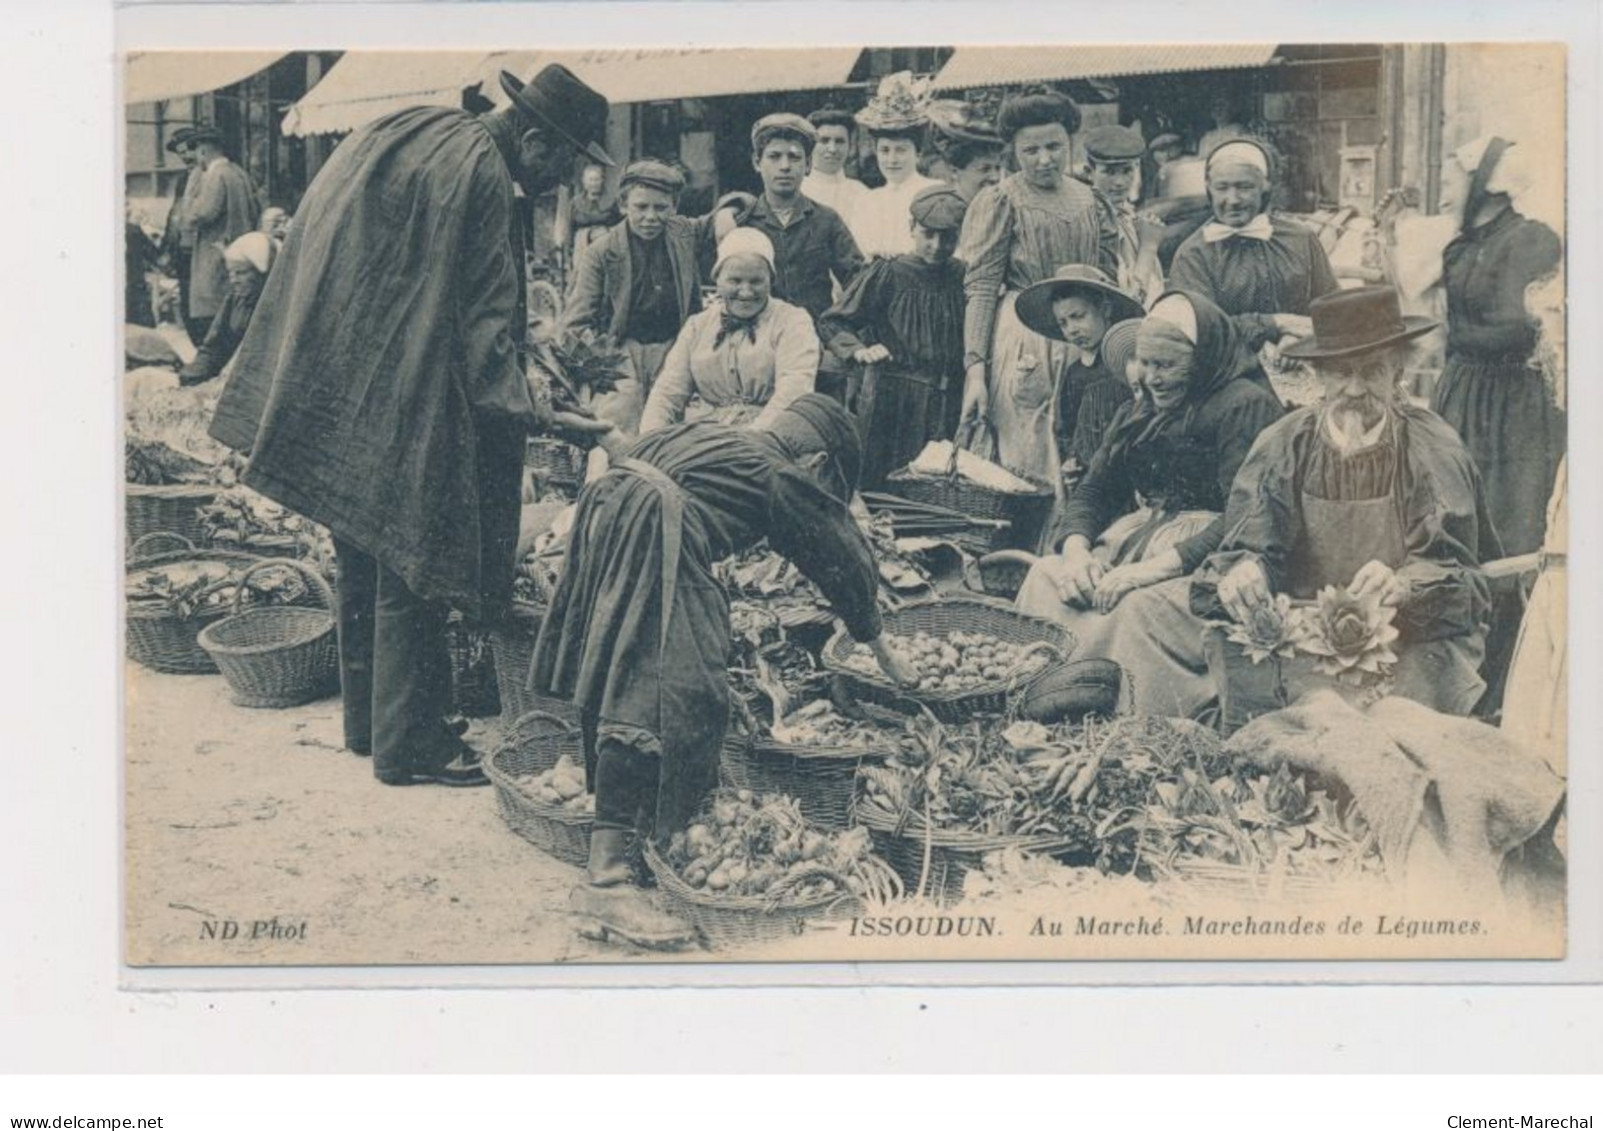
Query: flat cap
1083,124,1145,163
908,184,968,232
751,112,818,151
619,159,686,196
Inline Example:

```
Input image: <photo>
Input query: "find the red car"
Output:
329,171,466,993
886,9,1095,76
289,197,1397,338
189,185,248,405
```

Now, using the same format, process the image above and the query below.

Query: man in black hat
211,64,617,788
182,126,260,347
1193,285,1500,720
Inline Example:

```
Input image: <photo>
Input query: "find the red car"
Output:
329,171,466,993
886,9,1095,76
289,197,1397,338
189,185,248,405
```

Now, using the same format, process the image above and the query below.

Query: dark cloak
209,107,539,619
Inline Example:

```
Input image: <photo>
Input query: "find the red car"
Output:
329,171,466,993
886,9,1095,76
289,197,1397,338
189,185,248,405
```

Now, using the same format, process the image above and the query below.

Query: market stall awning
124,51,288,105
281,51,543,137
929,44,1278,91
284,47,864,137
554,47,863,103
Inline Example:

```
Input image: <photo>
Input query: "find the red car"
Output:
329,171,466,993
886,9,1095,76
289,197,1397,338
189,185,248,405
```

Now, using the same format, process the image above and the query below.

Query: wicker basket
527,436,587,486
197,559,339,708
642,840,853,950
125,535,258,674
126,483,217,548
445,613,501,718
488,601,578,725
853,798,1079,906
821,599,1074,722
963,549,1039,603
483,711,592,867
882,470,1053,553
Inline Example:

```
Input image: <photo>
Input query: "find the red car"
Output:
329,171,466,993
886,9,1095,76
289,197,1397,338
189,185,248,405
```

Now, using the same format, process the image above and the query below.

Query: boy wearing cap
1082,124,1165,305
801,107,869,233
562,160,711,440
719,112,864,327
819,184,969,487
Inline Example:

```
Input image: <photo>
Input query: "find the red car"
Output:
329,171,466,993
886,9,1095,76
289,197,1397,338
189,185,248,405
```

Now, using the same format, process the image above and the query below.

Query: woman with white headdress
1167,139,1337,353
638,228,820,434
178,231,276,385
1431,136,1564,556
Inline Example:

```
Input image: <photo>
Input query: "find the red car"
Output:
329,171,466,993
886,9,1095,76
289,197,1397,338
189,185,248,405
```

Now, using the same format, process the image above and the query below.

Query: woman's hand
1350,559,1407,606
1092,551,1182,613
853,344,893,366
868,636,921,688
958,362,990,428
1217,557,1272,624
1044,537,1104,609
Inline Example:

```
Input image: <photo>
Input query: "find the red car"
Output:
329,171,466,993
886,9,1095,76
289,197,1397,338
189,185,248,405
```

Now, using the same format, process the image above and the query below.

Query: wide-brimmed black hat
499,65,613,167
164,126,197,154
1281,285,1438,361
1016,264,1145,342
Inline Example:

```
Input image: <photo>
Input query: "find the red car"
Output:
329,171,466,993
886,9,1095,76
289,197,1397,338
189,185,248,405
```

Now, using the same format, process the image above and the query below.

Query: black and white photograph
119,42,1570,966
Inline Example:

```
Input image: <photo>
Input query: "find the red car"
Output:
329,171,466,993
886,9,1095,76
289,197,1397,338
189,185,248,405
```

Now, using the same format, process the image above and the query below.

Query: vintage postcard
121,42,1568,969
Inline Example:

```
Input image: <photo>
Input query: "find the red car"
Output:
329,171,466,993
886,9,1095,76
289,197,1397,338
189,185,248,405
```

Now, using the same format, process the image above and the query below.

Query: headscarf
1205,139,1271,178
1105,289,1253,462
713,227,776,279
764,393,864,501
222,231,275,276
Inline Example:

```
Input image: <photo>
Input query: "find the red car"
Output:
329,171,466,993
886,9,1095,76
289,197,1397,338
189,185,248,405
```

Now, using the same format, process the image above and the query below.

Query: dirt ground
124,663,626,967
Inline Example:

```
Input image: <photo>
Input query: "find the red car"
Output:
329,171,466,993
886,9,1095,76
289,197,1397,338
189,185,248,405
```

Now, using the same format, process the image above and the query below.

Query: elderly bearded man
1193,286,1501,719
212,65,617,788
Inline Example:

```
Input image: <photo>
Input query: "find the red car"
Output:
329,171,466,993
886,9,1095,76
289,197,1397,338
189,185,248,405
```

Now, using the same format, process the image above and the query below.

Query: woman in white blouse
639,228,820,434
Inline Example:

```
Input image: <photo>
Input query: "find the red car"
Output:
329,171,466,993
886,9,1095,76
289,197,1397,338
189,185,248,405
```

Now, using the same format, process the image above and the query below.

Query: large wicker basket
483,711,592,867
526,436,587,486
882,470,1053,553
126,483,217,548
853,797,1080,906
125,534,258,674
488,600,578,725
642,840,853,950
197,559,340,708
821,599,1074,722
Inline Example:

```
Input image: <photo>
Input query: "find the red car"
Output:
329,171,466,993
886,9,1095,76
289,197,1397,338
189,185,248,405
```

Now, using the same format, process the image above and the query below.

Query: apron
984,291,1067,490
1286,456,1408,598
601,456,725,838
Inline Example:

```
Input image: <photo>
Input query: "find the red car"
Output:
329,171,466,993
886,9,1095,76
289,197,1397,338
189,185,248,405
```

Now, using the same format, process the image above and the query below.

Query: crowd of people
130,62,1566,948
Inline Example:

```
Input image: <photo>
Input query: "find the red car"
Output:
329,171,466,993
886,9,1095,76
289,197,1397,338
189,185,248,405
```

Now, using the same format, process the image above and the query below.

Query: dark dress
530,421,882,837
179,286,260,385
1057,355,1133,474
1430,205,1563,555
819,254,966,486
1168,214,1339,349
125,221,160,327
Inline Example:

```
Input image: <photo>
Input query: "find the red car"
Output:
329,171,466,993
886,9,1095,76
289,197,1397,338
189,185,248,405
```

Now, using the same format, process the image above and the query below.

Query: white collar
808,168,845,183
1201,212,1275,243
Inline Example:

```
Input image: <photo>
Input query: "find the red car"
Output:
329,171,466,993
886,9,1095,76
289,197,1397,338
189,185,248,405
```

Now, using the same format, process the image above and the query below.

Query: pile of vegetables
197,484,337,580
511,755,596,817
125,438,214,486
126,558,309,620
856,712,1382,886
662,789,902,906
841,630,1056,694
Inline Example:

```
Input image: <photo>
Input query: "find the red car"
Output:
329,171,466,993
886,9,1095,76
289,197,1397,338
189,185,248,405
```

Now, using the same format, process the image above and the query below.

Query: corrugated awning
124,51,288,105
556,47,862,103
930,44,1278,91
281,51,542,137
284,47,863,137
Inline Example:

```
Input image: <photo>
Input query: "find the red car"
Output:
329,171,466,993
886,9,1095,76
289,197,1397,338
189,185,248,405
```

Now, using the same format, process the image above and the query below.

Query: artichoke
1296,585,1400,684
1223,592,1300,664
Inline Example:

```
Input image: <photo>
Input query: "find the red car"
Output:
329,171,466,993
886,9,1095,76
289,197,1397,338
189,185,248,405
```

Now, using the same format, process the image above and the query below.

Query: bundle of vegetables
839,629,1055,695
509,754,596,817
1212,584,1400,687
126,557,309,621
728,635,831,731
548,327,630,397
662,789,903,907
904,441,1041,495
125,377,230,467
125,438,214,486
512,549,562,605
197,484,337,580
716,546,818,601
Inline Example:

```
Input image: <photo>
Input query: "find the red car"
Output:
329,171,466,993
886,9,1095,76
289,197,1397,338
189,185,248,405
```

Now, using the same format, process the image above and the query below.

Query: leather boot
572,829,694,948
